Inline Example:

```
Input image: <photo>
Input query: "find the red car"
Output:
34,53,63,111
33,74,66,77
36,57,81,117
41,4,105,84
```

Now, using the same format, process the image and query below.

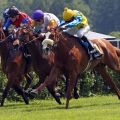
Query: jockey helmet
32,10,44,21
7,6,20,18
63,7,75,21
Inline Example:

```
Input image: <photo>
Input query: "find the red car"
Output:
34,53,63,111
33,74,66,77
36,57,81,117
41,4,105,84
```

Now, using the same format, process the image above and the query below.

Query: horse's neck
0,42,10,72
28,40,44,61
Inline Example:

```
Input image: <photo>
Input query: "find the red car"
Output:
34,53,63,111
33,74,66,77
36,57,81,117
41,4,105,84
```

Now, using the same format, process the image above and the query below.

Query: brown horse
16,26,80,104
31,28,120,109
0,22,33,106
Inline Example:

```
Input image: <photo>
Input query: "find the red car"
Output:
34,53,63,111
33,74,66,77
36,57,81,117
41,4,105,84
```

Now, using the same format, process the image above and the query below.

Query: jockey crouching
32,9,60,34
2,6,33,57
60,7,102,60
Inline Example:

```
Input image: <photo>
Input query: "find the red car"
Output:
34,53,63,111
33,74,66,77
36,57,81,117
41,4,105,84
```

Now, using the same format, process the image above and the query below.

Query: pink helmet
32,10,44,21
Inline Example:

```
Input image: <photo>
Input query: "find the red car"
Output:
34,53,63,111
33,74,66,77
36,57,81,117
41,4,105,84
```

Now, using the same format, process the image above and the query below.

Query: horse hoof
55,93,62,105
25,99,29,105
23,95,29,105
74,94,79,99
55,92,61,98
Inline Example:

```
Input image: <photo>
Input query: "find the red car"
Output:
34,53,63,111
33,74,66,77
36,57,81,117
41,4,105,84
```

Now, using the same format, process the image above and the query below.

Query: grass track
0,95,120,120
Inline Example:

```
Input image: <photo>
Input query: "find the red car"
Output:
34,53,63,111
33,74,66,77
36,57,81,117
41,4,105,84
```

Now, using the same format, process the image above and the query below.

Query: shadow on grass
1,98,120,111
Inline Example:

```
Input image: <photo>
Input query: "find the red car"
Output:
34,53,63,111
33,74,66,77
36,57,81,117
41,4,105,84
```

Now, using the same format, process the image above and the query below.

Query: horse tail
114,47,120,57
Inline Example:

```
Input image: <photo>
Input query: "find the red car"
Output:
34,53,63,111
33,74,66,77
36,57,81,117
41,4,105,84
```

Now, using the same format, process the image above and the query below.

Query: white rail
109,39,120,48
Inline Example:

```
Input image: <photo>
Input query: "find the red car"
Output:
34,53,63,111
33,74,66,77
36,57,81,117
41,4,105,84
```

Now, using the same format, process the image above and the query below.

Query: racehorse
0,21,33,106
32,28,120,109
16,26,80,104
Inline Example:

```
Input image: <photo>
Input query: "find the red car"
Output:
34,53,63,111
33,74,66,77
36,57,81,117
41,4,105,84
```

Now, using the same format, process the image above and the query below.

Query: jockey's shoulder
20,12,29,17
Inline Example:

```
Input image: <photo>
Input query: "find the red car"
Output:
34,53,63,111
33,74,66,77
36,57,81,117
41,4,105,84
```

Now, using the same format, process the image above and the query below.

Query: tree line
0,0,119,35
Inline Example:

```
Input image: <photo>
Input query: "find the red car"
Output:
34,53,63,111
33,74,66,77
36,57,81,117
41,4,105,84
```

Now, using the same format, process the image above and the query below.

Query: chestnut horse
32,28,120,109
0,21,33,106
16,26,80,104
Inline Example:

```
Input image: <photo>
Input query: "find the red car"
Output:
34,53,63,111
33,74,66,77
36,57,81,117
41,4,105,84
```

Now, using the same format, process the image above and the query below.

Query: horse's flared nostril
46,47,49,52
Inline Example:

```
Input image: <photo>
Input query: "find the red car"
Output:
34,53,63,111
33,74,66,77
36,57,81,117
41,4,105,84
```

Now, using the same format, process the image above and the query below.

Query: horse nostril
46,47,49,51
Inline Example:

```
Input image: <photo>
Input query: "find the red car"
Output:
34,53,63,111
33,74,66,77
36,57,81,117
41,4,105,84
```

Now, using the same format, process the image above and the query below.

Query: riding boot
81,36,102,60
81,36,95,52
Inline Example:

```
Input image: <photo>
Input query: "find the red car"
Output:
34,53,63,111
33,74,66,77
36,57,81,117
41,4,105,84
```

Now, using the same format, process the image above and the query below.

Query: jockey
3,6,33,57
3,6,33,35
60,7,102,60
32,9,60,33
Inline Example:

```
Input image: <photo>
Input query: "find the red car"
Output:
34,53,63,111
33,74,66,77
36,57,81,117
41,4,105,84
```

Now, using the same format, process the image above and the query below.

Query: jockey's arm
59,20,66,27
65,16,82,28
22,18,29,24
3,18,12,31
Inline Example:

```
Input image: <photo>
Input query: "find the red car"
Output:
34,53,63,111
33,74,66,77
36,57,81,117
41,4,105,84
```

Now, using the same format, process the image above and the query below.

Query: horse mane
54,29,80,42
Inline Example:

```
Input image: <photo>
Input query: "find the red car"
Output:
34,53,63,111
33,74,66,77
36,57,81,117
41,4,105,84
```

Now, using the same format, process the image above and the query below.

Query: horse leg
95,66,120,99
13,84,29,104
47,81,62,105
24,73,33,90
66,72,78,109
73,76,79,99
40,74,62,105
1,81,11,106
65,74,79,99
31,66,60,96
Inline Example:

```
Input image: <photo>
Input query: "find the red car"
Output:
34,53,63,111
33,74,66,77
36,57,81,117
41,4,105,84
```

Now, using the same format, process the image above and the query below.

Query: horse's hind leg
24,73,33,90
95,66,120,99
0,81,11,106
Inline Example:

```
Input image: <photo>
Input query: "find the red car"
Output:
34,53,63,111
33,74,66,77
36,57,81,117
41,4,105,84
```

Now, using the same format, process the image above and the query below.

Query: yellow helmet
63,7,75,21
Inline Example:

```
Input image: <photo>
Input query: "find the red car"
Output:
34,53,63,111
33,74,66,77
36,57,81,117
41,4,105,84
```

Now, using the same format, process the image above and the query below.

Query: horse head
41,27,68,59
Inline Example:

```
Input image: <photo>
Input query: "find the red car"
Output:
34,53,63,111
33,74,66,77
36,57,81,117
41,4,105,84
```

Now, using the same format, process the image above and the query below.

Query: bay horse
31,28,120,109
16,26,80,104
0,21,33,106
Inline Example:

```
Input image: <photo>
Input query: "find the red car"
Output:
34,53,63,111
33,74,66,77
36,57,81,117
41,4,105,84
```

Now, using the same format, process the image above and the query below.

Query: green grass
0,95,120,120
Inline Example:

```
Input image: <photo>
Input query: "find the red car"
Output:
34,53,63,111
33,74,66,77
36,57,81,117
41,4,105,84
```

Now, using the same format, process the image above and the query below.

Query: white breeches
65,25,90,38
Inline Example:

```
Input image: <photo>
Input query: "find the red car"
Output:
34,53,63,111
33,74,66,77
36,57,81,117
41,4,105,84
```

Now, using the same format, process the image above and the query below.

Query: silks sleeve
65,16,82,28
3,18,12,30
22,18,30,24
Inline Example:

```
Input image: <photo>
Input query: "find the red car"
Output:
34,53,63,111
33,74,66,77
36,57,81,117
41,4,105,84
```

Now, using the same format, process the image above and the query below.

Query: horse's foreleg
24,73,33,90
36,66,60,93
14,84,29,104
66,72,77,109
95,66,120,99
47,81,62,105
65,74,79,99
1,82,11,106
